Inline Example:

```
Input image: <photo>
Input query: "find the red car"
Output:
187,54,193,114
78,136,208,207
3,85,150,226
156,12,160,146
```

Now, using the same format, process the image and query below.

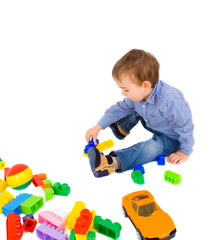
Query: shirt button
142,105,146,108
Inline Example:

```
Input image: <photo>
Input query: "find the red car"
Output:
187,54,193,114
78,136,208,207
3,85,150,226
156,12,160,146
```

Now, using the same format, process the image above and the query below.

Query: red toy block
32,175,44,187
74,209,93,235
6,212,23,240
23,217,37,233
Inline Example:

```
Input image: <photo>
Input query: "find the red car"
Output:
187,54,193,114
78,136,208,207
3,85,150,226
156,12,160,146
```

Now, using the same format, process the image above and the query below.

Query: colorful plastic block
38,210,65,231
74,209,93,235
94,216,122,239
6,212,23,240
157,155,165,165
164,170,181,185
36,223,68,240
131,170,145,185
43,179,52,186
0,191,13,214
53,182,71,196
133,164,145,174
0,178,8,192
83,138,114,157
66,201,86,230
96,139,114,153
22,214,34,222
84,138,99,155
0,158,6,170
20,195,44,214
43,188,55,201
32,174,45,187
23,216,37,233
2,193,32,216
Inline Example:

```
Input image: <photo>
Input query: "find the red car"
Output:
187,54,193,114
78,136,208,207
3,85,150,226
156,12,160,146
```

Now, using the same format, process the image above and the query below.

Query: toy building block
164,170,181,185
22,216,37,233
0,191,13,214
0,158,6,170
36,223,68,240
0,178,7,192
22,214,34,222
2,193,32,216
53,182,71,196
94,216,122,240
83,138,114,157
20,195,44,214
33,174,44,187
96,139,114,153
66,201,86,230
38,210,65,231
131,170,145,185
6,212,23,240
74,209,93,235
43,179,53,186
83,138,99,156
133,164,145,174
43,188,55,201
157,155,165,165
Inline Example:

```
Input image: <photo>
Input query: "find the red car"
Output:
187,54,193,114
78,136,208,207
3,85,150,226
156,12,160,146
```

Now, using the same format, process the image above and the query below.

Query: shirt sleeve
162,98,194,155
97,98,135,129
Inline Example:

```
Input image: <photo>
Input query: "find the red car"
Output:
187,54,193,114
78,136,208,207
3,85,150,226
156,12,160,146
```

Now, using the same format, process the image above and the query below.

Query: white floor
0,1,211,239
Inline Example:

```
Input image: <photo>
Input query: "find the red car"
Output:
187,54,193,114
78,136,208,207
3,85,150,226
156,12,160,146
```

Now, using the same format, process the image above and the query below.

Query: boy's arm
162,99,194,161
97,98,135,129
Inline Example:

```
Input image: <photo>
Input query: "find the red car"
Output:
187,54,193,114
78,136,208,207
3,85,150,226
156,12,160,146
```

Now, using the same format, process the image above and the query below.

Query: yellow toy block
0,179,7,192
66,201,86,230
75,234,86,240
83,139,114,157
0,191,13,214
96,139,114,153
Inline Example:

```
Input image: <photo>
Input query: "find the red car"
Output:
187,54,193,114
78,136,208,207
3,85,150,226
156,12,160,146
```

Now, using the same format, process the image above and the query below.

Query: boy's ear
143,81,152,89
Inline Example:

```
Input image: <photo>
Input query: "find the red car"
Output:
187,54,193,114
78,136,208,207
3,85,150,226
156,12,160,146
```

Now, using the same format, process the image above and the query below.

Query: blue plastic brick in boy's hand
84,138,99,154
85,49,194,178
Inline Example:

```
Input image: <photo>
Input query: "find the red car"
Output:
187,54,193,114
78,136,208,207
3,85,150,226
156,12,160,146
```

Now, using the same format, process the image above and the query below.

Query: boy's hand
85,124,102,145
167,151,189,165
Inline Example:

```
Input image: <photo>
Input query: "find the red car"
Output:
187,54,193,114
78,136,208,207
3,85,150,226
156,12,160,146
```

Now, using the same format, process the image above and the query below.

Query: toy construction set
0,139,181,240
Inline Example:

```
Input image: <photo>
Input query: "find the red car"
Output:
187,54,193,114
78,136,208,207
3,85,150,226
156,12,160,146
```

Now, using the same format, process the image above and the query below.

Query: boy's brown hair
112,49,160,87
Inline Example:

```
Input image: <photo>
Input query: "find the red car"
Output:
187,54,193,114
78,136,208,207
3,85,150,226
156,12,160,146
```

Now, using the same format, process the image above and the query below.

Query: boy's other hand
85,124,102,144
167,151,189,165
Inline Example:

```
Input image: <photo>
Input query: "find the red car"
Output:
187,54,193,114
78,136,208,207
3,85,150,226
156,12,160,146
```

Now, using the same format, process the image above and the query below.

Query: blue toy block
157,155,165,165
133,164,145,174
84,138,99,154
23,214,34,222
2,193,32,216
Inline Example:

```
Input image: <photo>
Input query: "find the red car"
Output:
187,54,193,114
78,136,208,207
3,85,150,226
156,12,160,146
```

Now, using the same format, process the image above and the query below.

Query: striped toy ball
6,164,33,190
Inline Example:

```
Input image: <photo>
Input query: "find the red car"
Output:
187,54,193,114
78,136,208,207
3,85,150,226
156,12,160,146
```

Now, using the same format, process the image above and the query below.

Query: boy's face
115,74,152,102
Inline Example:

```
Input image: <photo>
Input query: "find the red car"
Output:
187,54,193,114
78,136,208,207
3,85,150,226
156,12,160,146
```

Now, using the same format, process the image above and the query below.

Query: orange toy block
74,209,93,235
6,212,23,240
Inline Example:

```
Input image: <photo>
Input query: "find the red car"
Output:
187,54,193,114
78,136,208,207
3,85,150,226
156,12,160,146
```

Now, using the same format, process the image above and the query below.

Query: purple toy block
36,223,68,240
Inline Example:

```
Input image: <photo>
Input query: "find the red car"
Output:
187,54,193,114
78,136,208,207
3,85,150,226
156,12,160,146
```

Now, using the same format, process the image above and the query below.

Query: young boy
85,49,194,178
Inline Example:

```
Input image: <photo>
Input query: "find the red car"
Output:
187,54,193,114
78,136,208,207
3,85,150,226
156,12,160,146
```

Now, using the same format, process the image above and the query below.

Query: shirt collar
144,80,161,104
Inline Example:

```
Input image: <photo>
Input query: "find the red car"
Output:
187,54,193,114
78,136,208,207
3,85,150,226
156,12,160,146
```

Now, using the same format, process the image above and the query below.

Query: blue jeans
112,112,180,172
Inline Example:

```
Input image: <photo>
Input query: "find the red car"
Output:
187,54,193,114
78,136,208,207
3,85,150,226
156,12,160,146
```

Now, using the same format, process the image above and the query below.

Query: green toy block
131,170,145,185
20,195,44,214
53,182,71,196
43,188,55,201
164,170,181,185
42,179,52,186
94,216,122,240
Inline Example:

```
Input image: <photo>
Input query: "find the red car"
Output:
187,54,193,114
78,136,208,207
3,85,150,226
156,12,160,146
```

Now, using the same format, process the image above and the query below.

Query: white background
0,1,211,239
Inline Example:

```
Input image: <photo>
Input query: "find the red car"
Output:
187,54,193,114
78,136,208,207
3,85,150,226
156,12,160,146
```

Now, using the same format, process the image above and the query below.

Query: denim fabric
113,112,180,172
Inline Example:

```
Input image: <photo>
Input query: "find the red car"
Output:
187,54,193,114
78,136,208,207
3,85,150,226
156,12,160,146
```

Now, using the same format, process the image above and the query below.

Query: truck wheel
136,230,144,240
69,229,75,240
87,231,96,240
122,207,127,217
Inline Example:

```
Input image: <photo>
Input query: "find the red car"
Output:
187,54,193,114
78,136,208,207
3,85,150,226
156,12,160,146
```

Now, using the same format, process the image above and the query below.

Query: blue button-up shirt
98,80,194,155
